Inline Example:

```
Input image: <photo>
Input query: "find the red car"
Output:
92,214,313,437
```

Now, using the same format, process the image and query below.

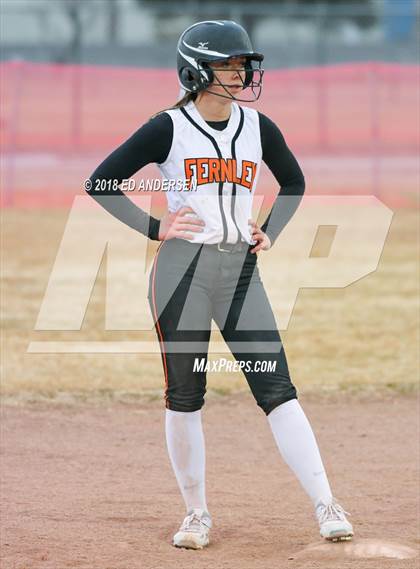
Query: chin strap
204,71,263,102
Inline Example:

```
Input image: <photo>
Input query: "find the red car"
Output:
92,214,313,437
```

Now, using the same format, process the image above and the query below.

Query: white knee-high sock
165,409,208,513
267,399,333,507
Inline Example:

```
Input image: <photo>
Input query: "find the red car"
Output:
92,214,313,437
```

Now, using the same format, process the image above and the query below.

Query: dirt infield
1,392,419,569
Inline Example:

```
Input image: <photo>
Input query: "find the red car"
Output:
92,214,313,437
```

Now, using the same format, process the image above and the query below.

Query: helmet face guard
196,58,264,103
177,20,265,103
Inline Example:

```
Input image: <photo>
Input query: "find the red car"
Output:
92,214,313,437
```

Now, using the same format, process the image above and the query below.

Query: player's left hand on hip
248,220,272,254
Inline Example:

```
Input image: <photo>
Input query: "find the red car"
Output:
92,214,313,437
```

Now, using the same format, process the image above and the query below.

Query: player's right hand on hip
158,207,205,241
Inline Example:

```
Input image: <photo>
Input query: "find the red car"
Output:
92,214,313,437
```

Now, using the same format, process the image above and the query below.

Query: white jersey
158,100,262,245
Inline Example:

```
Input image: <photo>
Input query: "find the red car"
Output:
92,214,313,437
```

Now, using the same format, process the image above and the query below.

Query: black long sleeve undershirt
87,109,305,245
87,113,173,241
258,112,306,245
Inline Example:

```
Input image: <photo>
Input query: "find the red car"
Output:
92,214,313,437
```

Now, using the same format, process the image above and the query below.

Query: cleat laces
180,511,211,533
317,501,351,524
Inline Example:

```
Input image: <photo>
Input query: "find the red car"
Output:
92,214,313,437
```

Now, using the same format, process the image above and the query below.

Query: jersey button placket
218,138,230,194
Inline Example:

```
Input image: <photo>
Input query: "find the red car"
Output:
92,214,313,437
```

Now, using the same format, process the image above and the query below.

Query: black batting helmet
176,20,264,102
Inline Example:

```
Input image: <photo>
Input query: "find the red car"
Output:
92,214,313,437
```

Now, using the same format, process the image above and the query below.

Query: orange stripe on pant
150,241,170,407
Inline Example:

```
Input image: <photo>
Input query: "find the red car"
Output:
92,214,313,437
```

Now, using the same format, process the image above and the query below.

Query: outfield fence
1,61,418,207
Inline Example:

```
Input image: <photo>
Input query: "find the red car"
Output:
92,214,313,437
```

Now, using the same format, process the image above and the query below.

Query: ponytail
150,91,198,119
170,91,198,109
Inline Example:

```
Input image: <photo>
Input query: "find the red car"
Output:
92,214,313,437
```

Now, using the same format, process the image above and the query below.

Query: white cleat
316,498,354,542
173,508,212,550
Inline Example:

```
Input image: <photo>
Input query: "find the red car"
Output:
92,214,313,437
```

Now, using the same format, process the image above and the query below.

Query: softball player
88,20,353,550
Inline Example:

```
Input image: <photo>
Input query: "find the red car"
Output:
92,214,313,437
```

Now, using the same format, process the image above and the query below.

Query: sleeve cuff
147,217,161,241
265,230,276,247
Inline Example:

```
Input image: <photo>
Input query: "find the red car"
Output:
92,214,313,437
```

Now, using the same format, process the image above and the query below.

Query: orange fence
1,61,419,207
